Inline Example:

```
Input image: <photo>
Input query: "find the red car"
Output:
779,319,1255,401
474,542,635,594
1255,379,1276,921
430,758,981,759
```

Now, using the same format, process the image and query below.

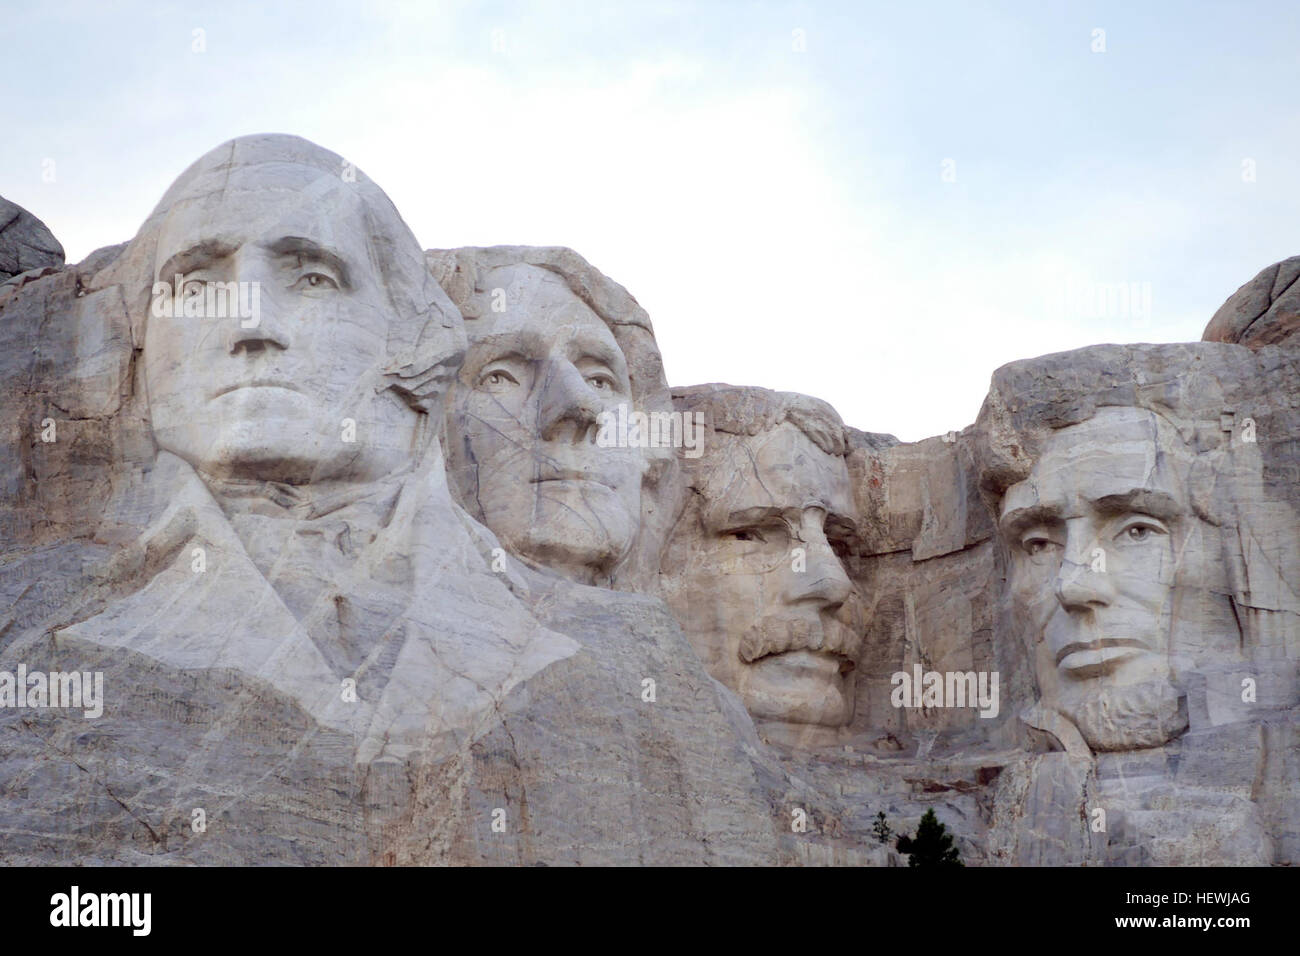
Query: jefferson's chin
737,652,855,727
1059,676,1187,752
511,494,637,570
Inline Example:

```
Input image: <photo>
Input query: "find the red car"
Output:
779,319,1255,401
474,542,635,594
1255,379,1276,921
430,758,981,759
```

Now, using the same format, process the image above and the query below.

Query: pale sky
4,1,1298,440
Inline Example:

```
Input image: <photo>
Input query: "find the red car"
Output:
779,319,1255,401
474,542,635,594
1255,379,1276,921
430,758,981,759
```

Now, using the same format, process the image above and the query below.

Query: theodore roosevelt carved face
662,388,866,727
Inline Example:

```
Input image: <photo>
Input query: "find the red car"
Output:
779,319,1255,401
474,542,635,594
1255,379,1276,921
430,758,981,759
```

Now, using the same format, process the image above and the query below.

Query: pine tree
895,808,963,867
872,811,892,845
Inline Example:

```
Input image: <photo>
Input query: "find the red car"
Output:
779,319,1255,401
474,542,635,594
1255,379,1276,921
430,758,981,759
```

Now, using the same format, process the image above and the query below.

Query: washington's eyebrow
1092,489,1182,519
262,236,353,288
999,504,1063,537
157,240,238,283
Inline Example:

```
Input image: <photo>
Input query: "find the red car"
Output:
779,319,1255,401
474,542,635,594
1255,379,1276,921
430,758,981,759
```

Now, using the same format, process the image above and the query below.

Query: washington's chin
733,651,855,726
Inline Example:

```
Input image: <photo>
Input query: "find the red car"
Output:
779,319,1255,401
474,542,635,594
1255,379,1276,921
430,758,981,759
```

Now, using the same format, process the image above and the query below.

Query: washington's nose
226,254,289,354
537,359,601,443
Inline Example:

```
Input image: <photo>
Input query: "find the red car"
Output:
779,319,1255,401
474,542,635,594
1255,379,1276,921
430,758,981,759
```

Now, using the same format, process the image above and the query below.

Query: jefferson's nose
537,358,600,443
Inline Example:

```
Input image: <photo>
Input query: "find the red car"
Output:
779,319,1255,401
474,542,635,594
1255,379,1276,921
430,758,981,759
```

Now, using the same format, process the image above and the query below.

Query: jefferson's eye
479,368,519,388
587,374,613,391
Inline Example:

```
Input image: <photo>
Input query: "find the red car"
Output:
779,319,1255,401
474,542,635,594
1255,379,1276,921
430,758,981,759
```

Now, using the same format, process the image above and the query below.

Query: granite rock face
0,196,64,284
1,134,1297,866
1203,256,1300,347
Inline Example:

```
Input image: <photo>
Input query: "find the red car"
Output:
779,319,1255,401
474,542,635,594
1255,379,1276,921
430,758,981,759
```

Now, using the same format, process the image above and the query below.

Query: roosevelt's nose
537,358,601,443
782,517,854,612
1053,522,1113,611
226,252,289,354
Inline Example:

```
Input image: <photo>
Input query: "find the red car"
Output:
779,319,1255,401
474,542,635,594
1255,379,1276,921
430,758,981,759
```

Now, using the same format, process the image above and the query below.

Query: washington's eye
293,271,339,292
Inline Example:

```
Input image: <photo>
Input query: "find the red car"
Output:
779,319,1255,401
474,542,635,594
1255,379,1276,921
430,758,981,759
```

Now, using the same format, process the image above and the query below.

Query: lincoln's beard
1057,677,1187,752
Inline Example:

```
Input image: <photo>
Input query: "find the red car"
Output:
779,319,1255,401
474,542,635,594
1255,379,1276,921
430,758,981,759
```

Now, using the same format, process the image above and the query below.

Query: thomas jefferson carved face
444,263,646,584
666,422,865,726
144,166,421,486
1000,407,1240,750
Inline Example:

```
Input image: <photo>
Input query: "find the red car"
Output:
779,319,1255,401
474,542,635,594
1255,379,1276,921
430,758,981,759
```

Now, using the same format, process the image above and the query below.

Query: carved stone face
445,264,646,584
145,168,419,485
668,423,864,726
1001,406,1215,750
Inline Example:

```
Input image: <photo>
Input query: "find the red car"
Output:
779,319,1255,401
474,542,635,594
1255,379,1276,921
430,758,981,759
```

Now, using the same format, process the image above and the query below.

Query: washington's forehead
714,425,853,515
155,177,370,263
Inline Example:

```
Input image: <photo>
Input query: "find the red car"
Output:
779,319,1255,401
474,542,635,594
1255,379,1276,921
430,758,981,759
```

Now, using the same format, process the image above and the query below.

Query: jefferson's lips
531,468,614,488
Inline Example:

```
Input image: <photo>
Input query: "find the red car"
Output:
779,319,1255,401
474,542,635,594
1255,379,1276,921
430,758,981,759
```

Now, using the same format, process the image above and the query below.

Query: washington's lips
210,379,302,400
1055,638,1150,674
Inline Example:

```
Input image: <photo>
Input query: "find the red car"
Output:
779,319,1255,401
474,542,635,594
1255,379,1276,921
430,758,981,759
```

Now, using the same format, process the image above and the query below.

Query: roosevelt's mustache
738,608,864,665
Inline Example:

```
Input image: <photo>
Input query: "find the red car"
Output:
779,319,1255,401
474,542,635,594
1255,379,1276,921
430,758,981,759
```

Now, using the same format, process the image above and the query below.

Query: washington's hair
96,133,465,414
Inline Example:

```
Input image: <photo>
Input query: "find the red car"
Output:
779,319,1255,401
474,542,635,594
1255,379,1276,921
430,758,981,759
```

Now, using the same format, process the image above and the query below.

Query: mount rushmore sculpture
1,134,1296,865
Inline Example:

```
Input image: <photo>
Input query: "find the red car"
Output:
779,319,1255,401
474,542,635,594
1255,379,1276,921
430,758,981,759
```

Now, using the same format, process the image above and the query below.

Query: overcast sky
4,1,1298,440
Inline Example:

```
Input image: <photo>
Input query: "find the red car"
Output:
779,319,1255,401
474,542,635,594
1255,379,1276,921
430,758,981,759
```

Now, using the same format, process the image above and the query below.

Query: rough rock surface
0,196,64,283
1203,256,1300,347
2,134,1297,866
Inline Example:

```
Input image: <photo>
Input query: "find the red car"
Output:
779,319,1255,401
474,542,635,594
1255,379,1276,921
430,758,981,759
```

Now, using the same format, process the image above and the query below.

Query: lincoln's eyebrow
999,504,1063,538
157,240,237,283
262,236,353,288
1092,489,1183,519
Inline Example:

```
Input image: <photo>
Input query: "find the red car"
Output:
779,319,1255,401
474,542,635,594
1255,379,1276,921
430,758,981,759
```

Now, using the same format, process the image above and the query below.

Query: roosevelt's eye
292,271,339,293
